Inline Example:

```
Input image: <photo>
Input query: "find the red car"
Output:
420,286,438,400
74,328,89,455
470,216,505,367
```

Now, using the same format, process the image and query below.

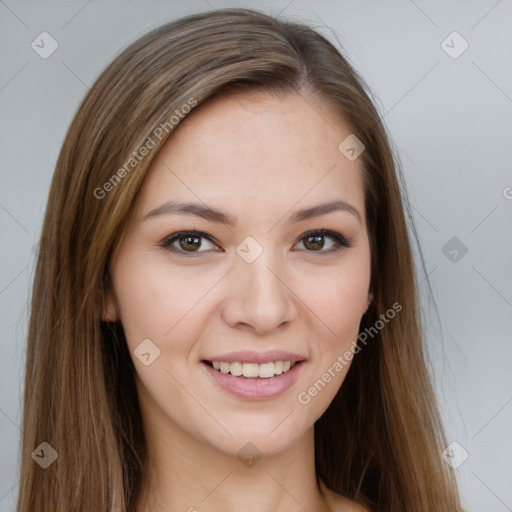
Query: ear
365,289,374,313
103,286,119,322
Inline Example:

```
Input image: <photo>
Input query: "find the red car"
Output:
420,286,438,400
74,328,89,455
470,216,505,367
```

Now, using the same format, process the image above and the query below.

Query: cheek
294,267,368,420
111,252,213,350
110,254,216,426
299,260,370,348
329,280,367,346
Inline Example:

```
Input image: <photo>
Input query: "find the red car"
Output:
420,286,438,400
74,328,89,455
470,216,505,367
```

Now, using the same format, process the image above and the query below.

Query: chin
197,410,314,459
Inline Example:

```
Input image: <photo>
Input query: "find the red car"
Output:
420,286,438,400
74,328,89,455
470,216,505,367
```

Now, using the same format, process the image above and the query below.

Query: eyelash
159,229,352,257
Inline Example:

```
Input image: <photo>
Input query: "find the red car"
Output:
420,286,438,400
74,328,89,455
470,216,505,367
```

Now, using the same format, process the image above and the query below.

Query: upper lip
203,350,306,364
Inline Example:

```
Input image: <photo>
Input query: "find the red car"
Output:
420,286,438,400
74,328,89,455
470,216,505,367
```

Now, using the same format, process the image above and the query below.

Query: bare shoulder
320,479,371,512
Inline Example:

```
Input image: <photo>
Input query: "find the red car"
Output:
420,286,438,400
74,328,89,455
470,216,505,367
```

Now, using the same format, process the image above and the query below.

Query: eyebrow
144,199,362,226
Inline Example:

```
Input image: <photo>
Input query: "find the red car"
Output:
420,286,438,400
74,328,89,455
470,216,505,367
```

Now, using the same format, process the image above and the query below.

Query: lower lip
202,361,304,400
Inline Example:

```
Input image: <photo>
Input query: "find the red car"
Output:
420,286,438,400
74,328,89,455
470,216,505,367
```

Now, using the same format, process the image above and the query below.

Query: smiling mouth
203,360,301,378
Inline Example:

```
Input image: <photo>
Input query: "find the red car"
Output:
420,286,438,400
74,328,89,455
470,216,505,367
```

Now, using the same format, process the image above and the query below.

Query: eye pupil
304,235,324,250
180,235,201,251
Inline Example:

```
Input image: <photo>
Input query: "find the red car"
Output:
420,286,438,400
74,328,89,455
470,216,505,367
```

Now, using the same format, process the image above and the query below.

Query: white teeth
258,362,275,378
230,362,243,377
209,360,296,378
242,363,259,378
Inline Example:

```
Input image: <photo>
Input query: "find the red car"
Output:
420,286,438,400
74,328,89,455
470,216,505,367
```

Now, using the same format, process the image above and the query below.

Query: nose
221,248,298,335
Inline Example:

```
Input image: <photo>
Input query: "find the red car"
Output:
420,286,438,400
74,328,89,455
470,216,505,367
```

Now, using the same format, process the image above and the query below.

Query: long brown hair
18,8,463,511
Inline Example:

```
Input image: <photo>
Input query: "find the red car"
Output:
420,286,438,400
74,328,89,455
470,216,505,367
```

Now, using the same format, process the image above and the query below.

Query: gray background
1,1,511,510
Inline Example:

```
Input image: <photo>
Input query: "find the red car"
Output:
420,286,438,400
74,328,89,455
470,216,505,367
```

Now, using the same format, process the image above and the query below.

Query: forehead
134,91,366,225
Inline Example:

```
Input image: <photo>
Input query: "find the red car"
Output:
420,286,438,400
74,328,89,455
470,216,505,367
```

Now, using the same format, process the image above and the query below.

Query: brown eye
295,229,351,254
161,231,219,256
178,234,202,252
303,234,325,251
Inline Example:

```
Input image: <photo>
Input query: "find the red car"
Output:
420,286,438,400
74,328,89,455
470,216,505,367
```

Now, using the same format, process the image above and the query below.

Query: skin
105,90,372,512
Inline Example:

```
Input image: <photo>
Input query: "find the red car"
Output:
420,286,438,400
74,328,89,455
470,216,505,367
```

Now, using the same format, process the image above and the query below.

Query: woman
18,8,464,512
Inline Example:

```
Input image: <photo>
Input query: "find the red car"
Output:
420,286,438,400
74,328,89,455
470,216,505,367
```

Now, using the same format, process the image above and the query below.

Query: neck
135,397,329,512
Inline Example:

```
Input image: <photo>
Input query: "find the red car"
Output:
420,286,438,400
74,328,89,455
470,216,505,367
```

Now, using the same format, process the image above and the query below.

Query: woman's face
106,91,371,457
